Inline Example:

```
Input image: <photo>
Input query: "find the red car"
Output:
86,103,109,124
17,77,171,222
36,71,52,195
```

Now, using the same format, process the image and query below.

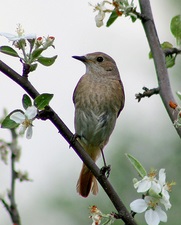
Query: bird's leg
100,149,111,178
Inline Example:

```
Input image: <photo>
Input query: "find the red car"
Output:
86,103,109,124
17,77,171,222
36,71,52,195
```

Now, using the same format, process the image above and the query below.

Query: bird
72,52,125,197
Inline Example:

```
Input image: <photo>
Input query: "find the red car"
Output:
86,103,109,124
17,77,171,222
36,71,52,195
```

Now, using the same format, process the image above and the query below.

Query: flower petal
155,206,167,222
160,197,172,210
0,32,36,41
137,179,151,193
19,124,26,135
130,199,147,213
0,32,18,41
26,126,33,139
25,106,37,119
151,181,161,194
24,34,36,39
95,13,104,27
158,169,166,185
145,209,160,225
10,112,25,123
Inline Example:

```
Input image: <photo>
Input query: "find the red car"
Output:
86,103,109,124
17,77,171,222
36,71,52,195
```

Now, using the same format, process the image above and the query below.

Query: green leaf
0,46,19,57
148,51,153,59
125,153,147,178
34,93,54,110
176,91,181,100
22,94,32,109
29,63,38,72
37,55,57,66
149,42,174,63
161,41,173,49
161,42,175,68
170,15,181,46
31,47,44,60
106,10,119,27
1,111,21,129
130,15,137,23
165,55,176,68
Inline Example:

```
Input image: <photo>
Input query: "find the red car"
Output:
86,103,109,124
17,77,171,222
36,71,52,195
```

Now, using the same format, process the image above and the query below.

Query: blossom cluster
0,24,55,49
0,24,56,73
89,205,115,225
91,0,137,27
130,169,174,225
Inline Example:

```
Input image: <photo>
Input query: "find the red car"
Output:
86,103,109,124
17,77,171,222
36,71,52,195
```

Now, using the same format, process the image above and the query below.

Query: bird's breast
73,75,124,147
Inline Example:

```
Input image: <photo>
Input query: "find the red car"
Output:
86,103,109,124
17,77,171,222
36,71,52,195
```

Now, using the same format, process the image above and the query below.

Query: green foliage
1,93,53,130
176,91,181,100
106,10,119,27
37,55,58,66
106,1,137,27
149,42,176,68
22,94,32,110
0,25,57,75
170,15,181,46
126,153,147,178
1,110,22,129
29,63,38,72
31,48,44,60
34,93,54,110
0,46,19,57
165,55,176,68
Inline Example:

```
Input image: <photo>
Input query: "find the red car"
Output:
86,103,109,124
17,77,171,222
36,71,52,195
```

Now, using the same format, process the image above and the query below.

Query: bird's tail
76,143,101,197
76,163,98,197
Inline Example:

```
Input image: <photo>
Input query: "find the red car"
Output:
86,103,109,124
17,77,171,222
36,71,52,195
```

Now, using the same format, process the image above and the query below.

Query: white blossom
130,196,167,225
10,106,37,139
134,173,161,195
130,168,174,225
0,24,36,41
158,169,172,210
94,2,107,27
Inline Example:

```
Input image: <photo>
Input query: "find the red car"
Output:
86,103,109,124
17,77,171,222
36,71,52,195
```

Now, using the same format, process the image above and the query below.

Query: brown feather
76,164,98,197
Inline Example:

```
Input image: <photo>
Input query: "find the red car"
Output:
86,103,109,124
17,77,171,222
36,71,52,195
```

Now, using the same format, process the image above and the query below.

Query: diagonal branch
139,0,181,138
0,60,137,225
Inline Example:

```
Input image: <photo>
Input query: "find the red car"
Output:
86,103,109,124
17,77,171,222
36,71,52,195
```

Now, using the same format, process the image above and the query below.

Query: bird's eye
96,56,104,62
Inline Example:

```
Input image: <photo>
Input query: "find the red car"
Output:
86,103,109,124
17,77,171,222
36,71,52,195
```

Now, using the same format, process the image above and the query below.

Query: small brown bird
72,52,125,197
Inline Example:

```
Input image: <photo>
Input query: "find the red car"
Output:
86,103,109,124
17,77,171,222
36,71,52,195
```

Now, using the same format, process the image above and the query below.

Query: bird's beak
72,55,87,62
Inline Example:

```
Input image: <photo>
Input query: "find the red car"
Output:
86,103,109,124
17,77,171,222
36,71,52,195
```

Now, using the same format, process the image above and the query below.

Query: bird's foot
69,133,81,148
100,165,111,178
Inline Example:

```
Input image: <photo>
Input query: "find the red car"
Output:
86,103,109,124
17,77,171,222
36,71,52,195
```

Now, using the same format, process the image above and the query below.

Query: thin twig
9,129,21,225
0,128,21,224
163,48,181,57
135,87,159,102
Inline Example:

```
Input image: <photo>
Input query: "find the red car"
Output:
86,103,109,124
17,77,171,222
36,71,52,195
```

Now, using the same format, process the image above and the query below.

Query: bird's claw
69,133,80,148
100,165,111,178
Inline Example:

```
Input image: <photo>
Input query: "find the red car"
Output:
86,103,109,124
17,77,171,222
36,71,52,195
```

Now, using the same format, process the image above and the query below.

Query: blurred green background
0,0,180,224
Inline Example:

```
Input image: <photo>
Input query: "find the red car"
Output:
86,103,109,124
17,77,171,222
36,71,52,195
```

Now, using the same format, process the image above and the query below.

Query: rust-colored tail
76,163,98,197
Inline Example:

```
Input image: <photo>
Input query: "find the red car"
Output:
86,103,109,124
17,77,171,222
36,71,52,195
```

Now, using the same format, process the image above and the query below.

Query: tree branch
163,48,181,56
138,0,181,138
0,60,137,225
135,86,159,102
